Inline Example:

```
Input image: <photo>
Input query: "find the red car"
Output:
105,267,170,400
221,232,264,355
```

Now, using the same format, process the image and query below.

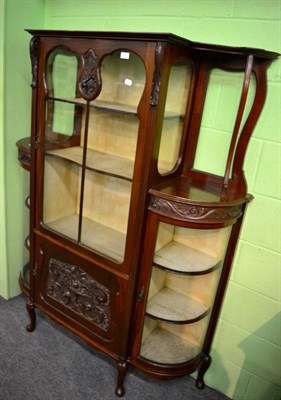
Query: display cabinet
17,30,278,397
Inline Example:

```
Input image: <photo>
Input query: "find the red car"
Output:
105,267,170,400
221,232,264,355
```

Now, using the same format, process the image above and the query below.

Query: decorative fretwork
149,197,242,222
79,49,100,100
47,257,110,331
150,42,165,107
30,36,40,89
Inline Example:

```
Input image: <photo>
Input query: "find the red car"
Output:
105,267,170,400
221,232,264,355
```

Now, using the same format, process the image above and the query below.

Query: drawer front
34,237,128,357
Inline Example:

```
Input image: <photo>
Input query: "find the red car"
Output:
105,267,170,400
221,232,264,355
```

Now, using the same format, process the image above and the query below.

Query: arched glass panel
158,60,192,175
45,48,81,143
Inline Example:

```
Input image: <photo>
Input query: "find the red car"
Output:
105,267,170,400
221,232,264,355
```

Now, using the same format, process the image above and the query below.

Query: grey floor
0,295,229,400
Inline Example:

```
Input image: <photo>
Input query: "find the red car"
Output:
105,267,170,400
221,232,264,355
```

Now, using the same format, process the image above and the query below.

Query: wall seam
0,0,9,299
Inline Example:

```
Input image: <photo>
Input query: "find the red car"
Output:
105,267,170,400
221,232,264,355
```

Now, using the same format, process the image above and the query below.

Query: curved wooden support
115,361,129,397
196,354,212,390
26,299,36,332
231,60,269,192
221,54,254,198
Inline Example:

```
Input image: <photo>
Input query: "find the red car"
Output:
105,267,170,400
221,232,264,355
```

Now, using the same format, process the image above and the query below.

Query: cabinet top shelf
149,176,252,207
26,29,279,60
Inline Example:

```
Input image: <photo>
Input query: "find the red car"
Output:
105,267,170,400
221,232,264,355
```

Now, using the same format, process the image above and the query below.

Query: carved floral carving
150,42,165,107
30,36,40,89
149,197,242,222
79,49,99,100
47,257,110,331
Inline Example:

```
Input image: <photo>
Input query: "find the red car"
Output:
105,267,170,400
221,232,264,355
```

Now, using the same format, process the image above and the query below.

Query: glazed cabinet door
131,211,232,375
36,39,148,273
31,37,152,358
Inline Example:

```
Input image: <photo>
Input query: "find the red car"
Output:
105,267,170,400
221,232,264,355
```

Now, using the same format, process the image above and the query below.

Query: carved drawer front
35,239,127,355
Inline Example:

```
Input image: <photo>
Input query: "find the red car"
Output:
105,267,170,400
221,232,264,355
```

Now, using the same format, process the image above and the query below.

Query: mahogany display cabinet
16,30,278,397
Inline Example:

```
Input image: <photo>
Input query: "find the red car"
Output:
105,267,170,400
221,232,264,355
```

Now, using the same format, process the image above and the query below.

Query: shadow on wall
234,312,281,400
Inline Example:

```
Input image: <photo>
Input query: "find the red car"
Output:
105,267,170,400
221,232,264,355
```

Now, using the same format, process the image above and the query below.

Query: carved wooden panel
46,257,110,332
79,49,100,100
149,196,242,223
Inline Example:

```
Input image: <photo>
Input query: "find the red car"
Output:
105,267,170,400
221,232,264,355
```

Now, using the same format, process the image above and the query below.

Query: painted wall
1,0,45,298
1,1,280,399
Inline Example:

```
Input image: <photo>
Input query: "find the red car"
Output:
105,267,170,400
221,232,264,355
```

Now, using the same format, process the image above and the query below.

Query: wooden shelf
49,97,183,119
46,146,134,181
49,97,138,115
146,287,209,323
154,240,221,274
140,327,200,364
46,214,126,263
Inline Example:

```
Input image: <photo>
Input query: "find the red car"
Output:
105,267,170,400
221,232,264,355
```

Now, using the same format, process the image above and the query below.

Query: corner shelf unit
16,30,278,397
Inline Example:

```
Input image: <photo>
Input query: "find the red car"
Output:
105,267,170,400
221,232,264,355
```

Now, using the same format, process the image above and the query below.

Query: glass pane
97,50,145,110
43,157,81,241
158,60,192,174
193,69,256,176
81,171,131,262
45,49,80,142
80,50,146,262
45,99,76,142
140,222,232,364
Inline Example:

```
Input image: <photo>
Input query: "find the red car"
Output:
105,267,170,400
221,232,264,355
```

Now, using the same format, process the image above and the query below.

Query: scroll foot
196,354,212,390
26,299,36,332
115,361,128,397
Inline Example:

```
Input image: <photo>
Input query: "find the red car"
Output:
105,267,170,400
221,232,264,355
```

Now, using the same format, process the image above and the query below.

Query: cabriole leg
196,354,212,390
26,299,36,332
115,361,128,397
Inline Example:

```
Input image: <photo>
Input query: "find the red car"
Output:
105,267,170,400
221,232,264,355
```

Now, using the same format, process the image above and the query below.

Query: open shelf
154,240,221,274
140,326,201,364
146,287,209,323
46,146,134,181
46,214,126,263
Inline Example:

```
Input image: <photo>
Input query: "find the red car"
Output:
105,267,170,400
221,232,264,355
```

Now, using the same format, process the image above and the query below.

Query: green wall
1,1,280,399
1,0,45,298
0,0,8,297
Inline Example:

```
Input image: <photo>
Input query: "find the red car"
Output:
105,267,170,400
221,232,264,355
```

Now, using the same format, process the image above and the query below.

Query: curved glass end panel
158,60,192,175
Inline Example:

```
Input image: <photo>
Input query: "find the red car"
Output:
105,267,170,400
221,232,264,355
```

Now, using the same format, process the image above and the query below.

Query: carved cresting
149,197,243,222
30,36,40,89
47,257,110,331
79,49,100,100
150,42,165,107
